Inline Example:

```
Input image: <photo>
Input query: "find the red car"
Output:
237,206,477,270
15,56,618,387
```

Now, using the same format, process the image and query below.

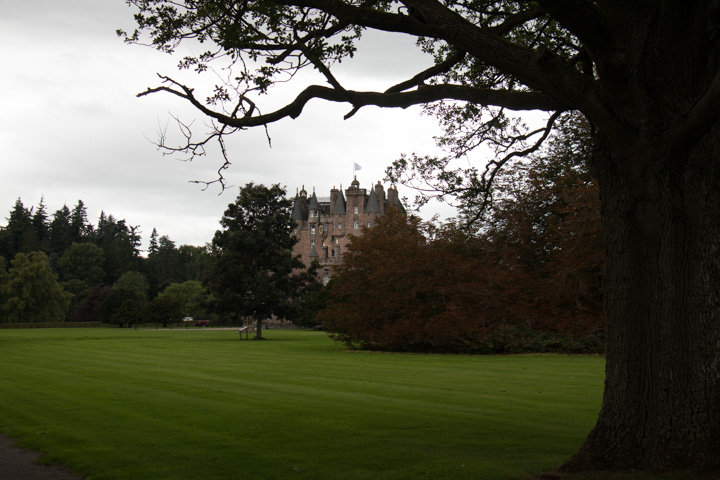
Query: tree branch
384,50,466,94
264,0,601,123
489,4,547,36
467,110,564,226
138,76,567,129
535,0,612,54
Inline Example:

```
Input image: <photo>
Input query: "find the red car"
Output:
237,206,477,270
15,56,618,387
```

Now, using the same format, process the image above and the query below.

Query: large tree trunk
254,316,263,340
563,126,720,471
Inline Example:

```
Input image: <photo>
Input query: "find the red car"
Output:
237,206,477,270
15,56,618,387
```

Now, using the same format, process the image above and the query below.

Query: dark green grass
0,328,603,480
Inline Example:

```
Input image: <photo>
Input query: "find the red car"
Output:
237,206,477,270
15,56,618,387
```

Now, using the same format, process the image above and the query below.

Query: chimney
375,181,385,214
388,185,399,206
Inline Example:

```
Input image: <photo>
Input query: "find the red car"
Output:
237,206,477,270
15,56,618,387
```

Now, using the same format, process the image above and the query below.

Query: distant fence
0,322,106,329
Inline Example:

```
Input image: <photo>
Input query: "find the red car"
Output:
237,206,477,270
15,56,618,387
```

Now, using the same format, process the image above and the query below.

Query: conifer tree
206,183,312,338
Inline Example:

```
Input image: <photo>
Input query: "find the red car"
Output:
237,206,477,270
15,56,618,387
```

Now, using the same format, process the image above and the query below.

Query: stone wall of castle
291,178,403,283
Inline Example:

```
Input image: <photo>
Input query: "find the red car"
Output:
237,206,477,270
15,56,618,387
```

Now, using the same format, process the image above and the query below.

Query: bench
238,326,249,340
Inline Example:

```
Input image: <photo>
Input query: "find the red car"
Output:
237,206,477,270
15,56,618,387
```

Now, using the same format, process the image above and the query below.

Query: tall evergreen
177,244,213,283
148,228,159,255
31,197,49,252
48,205,73,265
206,183,313,337
145,233,182,298
70,200,93,243
3,198,36,258
94,212,141,283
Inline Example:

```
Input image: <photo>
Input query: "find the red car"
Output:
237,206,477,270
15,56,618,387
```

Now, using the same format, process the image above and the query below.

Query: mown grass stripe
0,328,603,480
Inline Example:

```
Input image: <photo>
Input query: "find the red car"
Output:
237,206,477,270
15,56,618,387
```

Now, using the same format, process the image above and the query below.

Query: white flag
353,162,362,171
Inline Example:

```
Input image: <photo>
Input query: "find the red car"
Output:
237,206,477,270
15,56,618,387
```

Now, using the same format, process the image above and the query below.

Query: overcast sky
1,0,459,251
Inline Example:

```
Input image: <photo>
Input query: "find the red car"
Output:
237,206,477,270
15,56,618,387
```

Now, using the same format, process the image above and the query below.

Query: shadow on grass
523,470,720,480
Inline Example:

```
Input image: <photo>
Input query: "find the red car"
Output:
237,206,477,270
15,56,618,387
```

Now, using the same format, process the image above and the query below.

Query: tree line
0,200,214,326
0,116,600,341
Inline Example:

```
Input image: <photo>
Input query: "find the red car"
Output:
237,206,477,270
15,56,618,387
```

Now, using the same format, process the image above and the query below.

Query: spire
333,189,346,214
291,194,304,220
308,191,321,210
365,186,381,213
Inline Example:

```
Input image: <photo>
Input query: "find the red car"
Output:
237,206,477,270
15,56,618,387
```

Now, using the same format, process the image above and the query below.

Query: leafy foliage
145,294,184,327
158,280,212,320
321,120,603,353
205,183,317,335
2,252,71,323
98,289,144,328
319,208,502,353
58,242,106,287
0,197,211,323
69,285,113,323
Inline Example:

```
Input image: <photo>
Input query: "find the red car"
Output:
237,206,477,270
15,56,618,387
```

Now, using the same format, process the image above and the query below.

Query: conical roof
365,187,381,213
333,189,346,214
291,195,304,220
308,191,321,210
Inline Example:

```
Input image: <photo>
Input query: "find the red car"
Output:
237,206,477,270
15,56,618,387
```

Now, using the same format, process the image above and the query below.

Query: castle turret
292,179,405,275
291,195,305,221
365,186,381,213
333,188,346,214
308,191,321,221
292,186,308,222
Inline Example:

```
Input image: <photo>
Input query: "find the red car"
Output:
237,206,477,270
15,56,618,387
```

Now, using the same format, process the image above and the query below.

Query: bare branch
147,112,239,192
138,76,567,130
466,109,564,226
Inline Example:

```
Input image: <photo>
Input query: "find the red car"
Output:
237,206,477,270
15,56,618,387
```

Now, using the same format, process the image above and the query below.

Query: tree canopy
205,183,316,338
0,197,213,324
321,124,603,354
2,251,71,323
122,1,720,473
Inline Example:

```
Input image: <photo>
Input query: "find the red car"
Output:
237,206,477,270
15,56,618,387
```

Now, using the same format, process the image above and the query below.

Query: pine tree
206,183,312,338
70,200,92,243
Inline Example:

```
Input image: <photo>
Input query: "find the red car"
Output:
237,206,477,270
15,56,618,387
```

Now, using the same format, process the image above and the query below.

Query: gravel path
0,435,84,480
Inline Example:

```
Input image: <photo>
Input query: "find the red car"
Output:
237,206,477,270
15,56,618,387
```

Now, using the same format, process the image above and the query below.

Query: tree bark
255,316,263,340
563,126,720,472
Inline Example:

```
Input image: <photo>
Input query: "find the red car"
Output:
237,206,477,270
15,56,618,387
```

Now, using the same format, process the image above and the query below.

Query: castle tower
292,178,405,281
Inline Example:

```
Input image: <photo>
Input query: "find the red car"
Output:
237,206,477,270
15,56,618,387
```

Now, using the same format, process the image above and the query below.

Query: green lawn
0,328,604,480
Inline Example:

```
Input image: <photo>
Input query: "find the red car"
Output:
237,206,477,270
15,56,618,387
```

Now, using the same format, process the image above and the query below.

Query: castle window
354,220,359,229
337,223,343,230
367,222,371,228
311,225,316,235
353,205,359,214
311,240,315,248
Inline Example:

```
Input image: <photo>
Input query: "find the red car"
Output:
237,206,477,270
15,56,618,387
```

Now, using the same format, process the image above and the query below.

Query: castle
291,178,404,283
